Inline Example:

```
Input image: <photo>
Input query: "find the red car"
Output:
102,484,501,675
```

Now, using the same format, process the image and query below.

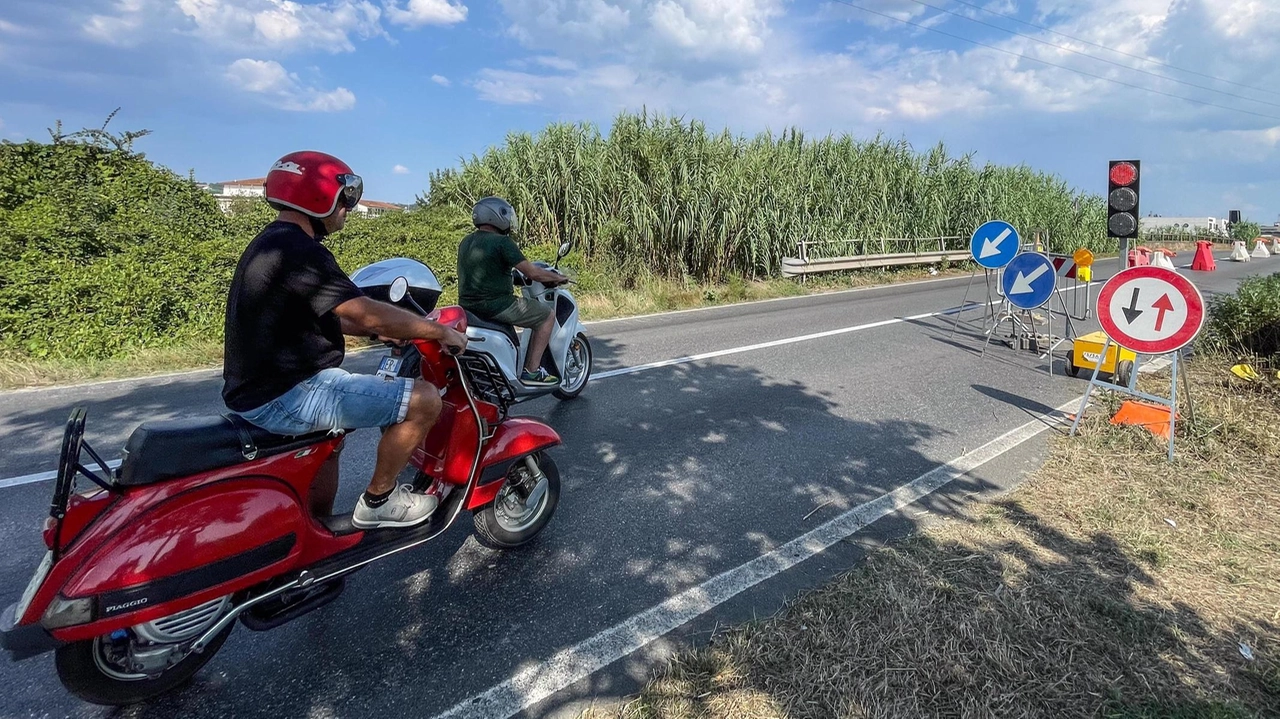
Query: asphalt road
0,253,1273,719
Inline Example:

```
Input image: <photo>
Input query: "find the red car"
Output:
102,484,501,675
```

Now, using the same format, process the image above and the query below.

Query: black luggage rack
50,408,120,560
457,351,516,416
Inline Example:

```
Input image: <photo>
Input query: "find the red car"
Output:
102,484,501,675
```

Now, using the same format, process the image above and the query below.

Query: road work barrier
1230,241,1251,261
1191,241,1216,272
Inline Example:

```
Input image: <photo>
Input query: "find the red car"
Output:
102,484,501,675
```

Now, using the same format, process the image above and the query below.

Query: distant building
199,177,407,217
1139,216,1230,237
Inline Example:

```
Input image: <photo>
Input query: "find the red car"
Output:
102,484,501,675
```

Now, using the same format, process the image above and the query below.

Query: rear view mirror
389,276,408,303
557,241,572,259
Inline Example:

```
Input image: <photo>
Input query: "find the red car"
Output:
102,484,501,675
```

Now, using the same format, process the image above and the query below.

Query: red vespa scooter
0,272,564,707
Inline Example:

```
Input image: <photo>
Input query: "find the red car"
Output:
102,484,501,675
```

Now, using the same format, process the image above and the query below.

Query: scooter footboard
467,419,561,510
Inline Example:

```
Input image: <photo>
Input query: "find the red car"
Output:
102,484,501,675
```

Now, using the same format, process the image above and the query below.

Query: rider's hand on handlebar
440,327,468,356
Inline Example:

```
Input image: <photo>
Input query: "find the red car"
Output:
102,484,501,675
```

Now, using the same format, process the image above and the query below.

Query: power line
900,0,1280,109
828,0,1280,123
946,0,1280,99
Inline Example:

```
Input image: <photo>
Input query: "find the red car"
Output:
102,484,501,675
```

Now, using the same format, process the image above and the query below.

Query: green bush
1205,274,1280,358
0,126,468,361
2,111,1114,362
1229,220,1261,244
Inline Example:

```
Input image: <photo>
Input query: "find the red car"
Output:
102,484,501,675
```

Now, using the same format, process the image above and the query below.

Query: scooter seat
464,311,520,349
117,415,333,487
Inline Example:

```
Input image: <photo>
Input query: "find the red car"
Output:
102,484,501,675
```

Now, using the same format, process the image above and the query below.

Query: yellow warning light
1074,248,1095,268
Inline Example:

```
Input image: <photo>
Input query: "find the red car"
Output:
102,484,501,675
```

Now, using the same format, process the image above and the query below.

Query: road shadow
0,334,1015,719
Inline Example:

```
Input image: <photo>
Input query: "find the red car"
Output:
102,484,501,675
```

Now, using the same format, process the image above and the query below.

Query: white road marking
431,396,1084,719
0,460,123,490
0,275,977,398
0,287,1093,490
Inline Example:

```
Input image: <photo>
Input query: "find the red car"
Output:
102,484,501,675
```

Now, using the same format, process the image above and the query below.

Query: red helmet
263,150,363,218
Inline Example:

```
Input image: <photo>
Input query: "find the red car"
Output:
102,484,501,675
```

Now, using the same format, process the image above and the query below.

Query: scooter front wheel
473,453,561,549
54,602,235,706
553,333,592,401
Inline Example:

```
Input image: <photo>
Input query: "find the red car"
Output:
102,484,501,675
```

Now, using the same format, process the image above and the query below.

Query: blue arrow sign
970,220,1020,269
1001,252,1057,309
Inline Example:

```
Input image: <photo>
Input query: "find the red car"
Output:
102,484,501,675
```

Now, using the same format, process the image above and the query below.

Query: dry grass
0,266,967,390
585,358,1280,719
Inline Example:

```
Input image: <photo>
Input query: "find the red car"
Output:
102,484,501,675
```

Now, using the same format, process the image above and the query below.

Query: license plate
13,551,53,623
376,355,402,381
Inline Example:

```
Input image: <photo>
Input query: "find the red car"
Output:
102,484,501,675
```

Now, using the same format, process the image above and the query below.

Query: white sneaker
352,485,439,529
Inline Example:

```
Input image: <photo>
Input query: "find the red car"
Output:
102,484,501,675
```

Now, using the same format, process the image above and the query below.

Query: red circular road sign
1097,266,1205,354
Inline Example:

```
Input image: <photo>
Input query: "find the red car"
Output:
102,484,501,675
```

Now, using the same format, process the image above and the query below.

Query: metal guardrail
782,236,967,278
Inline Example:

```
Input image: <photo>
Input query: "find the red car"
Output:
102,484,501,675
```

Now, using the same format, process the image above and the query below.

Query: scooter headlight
42,595,93,629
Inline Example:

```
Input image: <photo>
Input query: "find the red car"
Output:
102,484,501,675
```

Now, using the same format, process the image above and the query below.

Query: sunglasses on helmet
337,173,363,210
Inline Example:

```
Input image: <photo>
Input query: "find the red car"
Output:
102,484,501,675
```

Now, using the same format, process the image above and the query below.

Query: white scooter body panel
462,277,585,401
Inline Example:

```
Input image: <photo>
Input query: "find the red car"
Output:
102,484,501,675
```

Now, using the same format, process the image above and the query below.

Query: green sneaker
520,368,559,386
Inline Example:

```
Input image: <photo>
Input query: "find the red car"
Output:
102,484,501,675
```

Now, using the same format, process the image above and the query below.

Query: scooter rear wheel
473,453,561,549
54,618,234,706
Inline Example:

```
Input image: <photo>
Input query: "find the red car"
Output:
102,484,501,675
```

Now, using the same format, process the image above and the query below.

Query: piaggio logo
105,597,148,614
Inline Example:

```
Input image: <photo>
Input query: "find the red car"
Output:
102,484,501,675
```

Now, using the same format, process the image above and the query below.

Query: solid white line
0,459,123,490
581,273,972,326
593,282,1094,380
0,275,974,397
430,396,1084,719
0,288,1091,490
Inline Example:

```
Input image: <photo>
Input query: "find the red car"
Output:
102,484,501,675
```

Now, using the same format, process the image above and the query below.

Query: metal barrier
782,236,966,279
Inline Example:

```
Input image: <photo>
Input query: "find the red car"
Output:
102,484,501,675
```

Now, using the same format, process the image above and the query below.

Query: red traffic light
1109,161,1137,186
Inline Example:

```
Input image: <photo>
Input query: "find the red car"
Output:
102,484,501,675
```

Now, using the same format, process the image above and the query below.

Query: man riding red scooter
0,152,566,707
223,150,467,529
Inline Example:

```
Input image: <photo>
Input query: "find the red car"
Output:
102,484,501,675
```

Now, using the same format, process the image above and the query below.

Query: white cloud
84,0,153,46
225,58,356,111
431,73,451,86
0,18,28,34
473,71,544,104
84,0,392,54
385,0,468,27
177,0,386,53
393,164,411,174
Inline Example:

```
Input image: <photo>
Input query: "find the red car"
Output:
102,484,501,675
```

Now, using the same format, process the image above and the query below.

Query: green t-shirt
457,230,527,318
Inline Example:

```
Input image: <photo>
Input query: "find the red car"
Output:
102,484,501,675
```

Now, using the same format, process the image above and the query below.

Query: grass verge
0,265,967,391
584,356,1280,719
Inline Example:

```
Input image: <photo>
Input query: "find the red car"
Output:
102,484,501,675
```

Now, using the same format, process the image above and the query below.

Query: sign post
952,220,1020,338
1068,265,1205,460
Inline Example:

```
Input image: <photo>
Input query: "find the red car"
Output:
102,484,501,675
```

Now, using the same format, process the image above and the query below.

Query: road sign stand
1070,264,1206,462
949,268,1000,338
1068,338,1183,461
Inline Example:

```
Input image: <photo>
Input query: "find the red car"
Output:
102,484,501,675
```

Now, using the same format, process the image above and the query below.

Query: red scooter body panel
467,418,562,510
64,480,304,598
27,438,362,640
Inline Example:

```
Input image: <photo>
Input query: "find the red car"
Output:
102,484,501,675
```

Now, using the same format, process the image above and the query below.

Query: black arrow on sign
1122,287,1144,324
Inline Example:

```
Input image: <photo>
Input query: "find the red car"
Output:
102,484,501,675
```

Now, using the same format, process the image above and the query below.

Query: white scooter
350,242,592,407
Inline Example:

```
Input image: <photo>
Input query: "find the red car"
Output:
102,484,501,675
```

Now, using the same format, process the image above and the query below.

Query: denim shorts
234,368,414,436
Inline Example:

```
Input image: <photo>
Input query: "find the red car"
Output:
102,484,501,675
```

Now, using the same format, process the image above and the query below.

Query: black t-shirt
222,221,364,412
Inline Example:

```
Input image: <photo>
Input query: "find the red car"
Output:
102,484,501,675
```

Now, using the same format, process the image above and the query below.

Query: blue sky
1,0,1277,224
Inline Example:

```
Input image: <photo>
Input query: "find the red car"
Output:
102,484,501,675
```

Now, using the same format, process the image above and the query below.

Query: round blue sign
1001,252,1057,309
970,220,1020,269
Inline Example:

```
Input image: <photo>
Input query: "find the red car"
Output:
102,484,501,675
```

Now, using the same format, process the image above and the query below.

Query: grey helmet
472,196,518,234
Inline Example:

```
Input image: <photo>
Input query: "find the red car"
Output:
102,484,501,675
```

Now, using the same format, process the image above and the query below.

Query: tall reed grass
427,111,1108,284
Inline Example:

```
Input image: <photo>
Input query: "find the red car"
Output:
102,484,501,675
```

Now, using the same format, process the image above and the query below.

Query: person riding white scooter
457,197,569,386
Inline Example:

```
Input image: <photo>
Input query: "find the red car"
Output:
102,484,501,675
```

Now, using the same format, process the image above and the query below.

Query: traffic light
1107,160,1140,240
